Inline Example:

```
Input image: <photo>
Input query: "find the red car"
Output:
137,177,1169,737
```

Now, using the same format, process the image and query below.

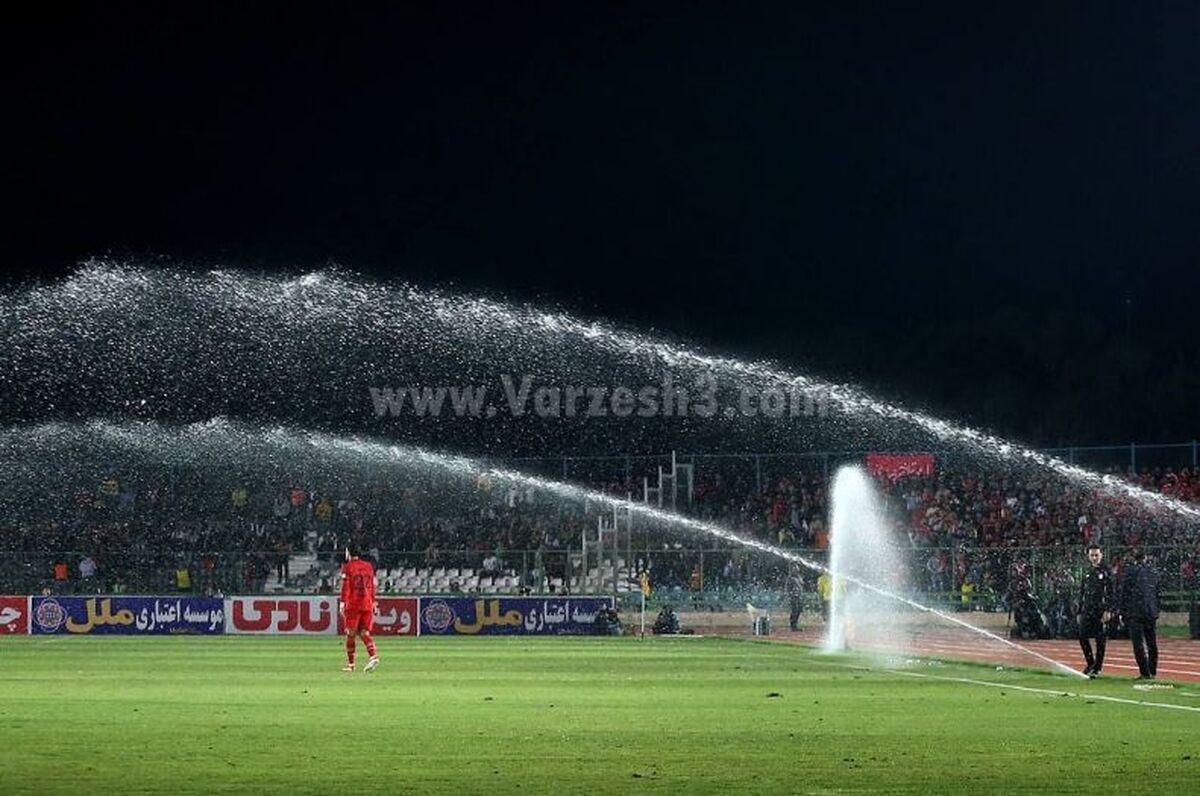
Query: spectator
78,555,98,591
272,533,291,585
52,560,69,593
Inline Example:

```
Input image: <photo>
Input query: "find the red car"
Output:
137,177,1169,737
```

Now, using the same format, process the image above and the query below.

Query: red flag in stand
865,453,935,481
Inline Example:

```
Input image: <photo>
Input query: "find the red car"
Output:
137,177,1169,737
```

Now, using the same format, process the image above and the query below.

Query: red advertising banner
865,453,935,481
0,596,29,635
224,596,337,634
337,597,419,636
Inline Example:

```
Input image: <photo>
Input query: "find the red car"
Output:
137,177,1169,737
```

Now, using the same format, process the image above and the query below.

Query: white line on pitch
771,648,1200,714
901,641,1200,677
914,643,1200,677
888,670,1200,714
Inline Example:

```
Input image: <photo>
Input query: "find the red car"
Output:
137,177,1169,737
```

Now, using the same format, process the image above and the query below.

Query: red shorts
344,608,374,634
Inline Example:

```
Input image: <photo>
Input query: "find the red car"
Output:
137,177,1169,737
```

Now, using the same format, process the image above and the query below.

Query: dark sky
4,2,1198,446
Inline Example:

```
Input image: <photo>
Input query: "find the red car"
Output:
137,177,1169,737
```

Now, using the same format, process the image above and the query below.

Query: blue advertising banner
419,596,613,636
30,596,226,635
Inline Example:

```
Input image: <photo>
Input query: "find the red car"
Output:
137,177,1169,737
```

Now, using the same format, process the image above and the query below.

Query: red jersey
340,558,376,612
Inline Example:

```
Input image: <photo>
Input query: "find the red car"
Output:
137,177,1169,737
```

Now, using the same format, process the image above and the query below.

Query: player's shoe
1082,665,1093,677
364,656,380,673
341,663,356,673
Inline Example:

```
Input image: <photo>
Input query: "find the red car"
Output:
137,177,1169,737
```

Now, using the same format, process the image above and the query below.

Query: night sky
4,3,1198,446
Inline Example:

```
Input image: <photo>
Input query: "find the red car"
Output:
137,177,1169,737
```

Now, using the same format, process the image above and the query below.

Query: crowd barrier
0,594,613,637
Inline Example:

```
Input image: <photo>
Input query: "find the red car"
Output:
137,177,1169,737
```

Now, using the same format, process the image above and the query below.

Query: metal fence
507,440,1200,492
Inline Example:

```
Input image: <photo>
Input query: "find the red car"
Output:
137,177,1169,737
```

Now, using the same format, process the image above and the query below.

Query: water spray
4,263,1196,526
452,450,1085,679
1,418,1087,679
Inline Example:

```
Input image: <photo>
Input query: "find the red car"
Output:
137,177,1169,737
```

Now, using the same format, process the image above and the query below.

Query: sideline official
786,563,805,631
817,571,833,624
1121,550,1160,680
1077,544,1111,678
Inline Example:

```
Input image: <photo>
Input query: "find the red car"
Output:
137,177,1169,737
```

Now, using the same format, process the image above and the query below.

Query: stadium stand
2,457,1198,611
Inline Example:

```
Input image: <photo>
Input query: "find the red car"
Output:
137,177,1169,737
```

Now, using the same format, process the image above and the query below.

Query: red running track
734,628,1200,682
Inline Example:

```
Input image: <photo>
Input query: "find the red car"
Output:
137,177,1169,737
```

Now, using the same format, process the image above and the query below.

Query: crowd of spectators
2,460,1198,602
672,463,1200,606
0,470,592,595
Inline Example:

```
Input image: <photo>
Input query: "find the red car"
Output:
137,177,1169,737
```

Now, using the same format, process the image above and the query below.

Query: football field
2,635,1198,794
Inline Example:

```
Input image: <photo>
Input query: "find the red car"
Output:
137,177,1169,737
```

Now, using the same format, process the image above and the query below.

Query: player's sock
346,635,356,666
363,632,377,659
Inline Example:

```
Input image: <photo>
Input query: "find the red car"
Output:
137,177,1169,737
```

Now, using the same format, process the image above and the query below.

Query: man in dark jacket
786,563,805,632
1121,550,1160,679
1077,544,1112,677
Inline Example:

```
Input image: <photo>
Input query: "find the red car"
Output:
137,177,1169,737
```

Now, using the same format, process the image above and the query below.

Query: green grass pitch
1,635,1198,794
